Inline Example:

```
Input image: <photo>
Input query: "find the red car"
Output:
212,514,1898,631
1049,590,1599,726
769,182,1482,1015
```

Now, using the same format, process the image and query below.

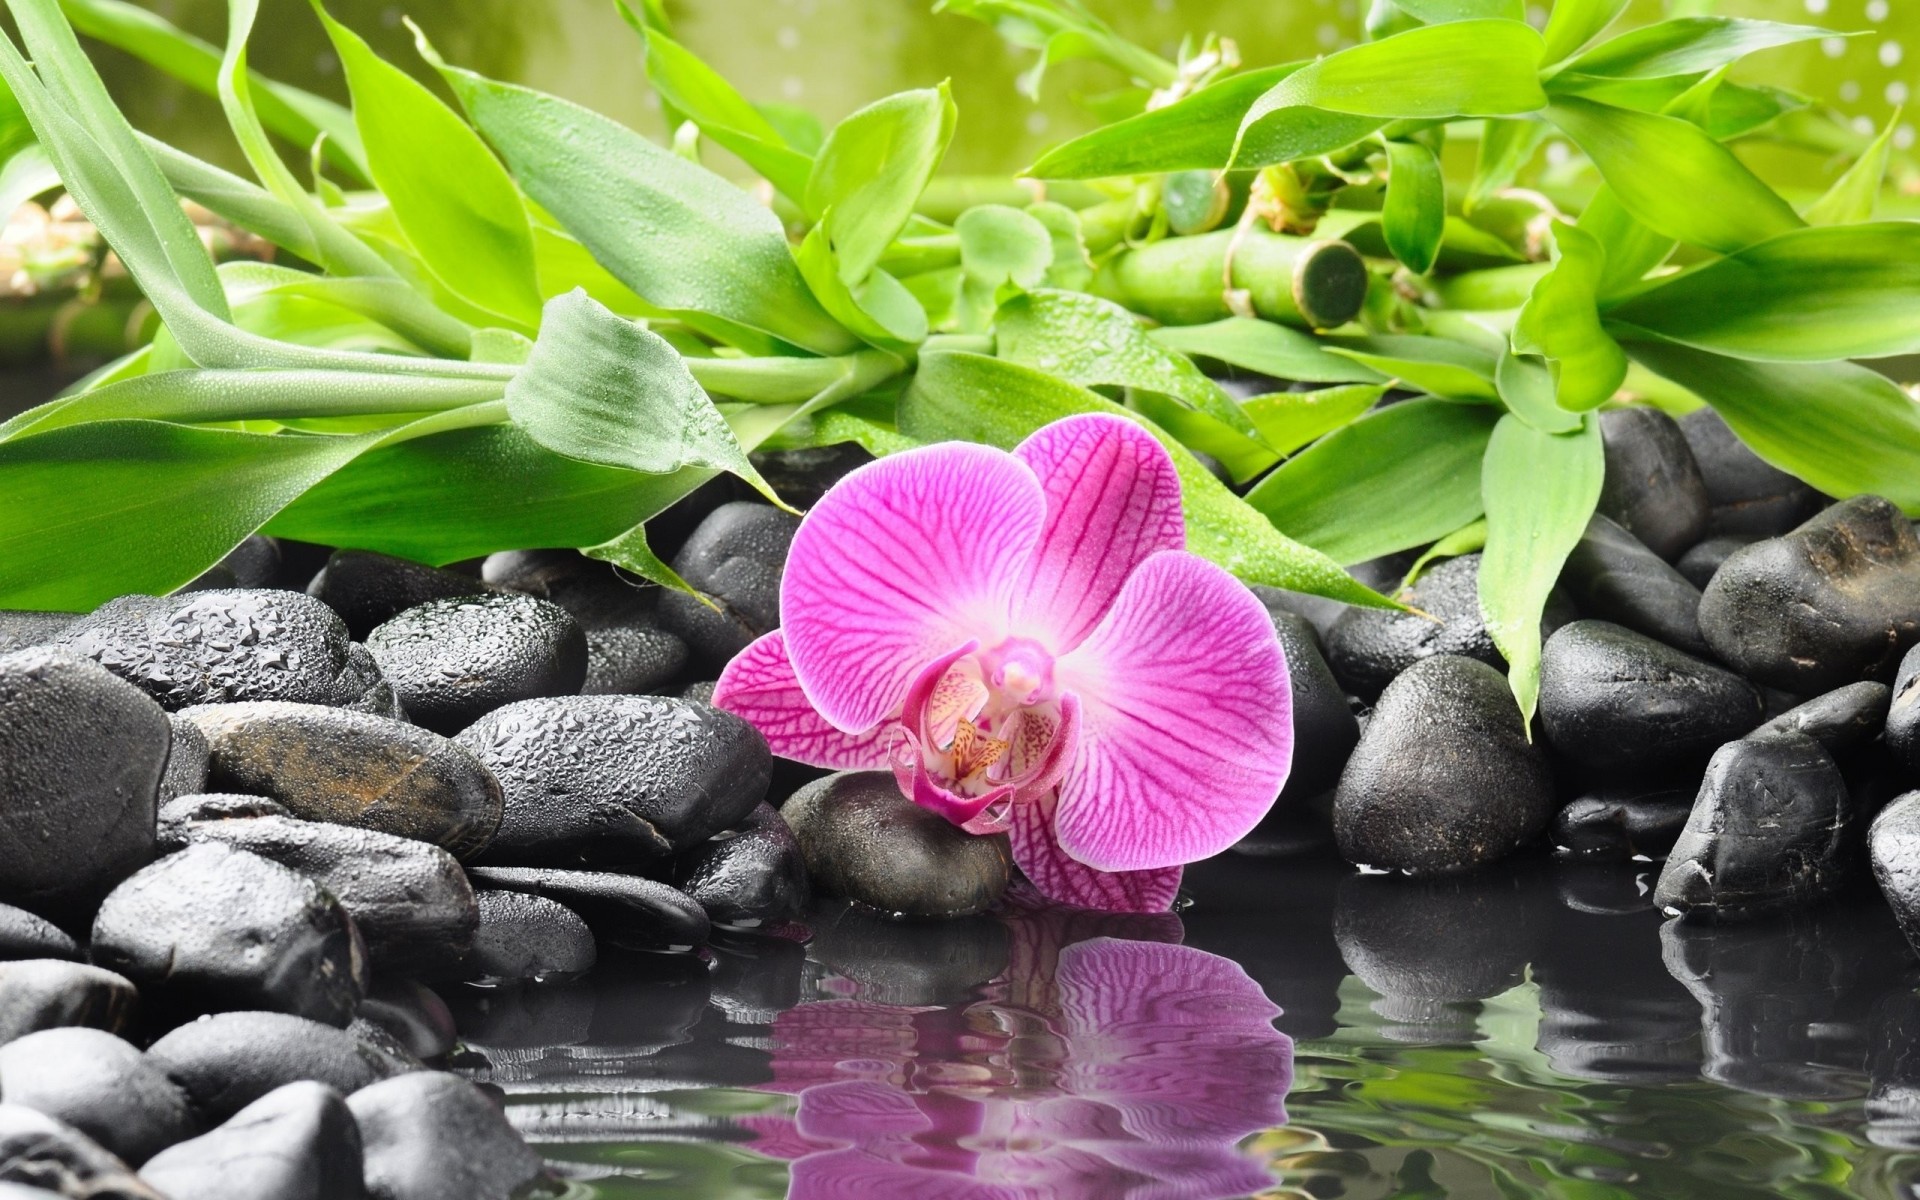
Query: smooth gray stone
1871,792,1920,959
1597,407,1710,561
657,502,799,673
0,1029,196,1165
1560,515,1710,657
156,714,209,806
0,962,137,1047
464,891,595,983
1754,681,1892,757
0,909,75,965
467,866,706,951
783,772,1011,918
138,1082,364,1200
346,1073,552,1200
147,1011,412,1127
307,550,487,641
0,1104,163,1199
0,615,72,656
1888,642,1920,778
366,594,587,736
1679,407,1825,539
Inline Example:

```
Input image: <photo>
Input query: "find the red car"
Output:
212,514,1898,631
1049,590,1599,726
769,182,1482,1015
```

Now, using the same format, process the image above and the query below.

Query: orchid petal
1011,414,1185,653
1055,550,1292,872
1010,794,1183,914
714,631,892,770
783,443,1044,733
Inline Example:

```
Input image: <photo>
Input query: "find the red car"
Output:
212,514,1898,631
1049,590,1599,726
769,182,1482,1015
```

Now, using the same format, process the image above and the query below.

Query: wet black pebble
138,1081,364,1200
0,1103,161,1198
157,713,210,805
1674,535,1753,591
91,843,368,1027
1678,408,1824,539
782,772,1011,918
1551,782,1696,860
346,1072,553,1200
0,1029,196,1165
467,866,707,951
1887,643,1920,778
366,594,587,736
146,1011,412,1126
356,981,457,1063
1261,605,1359,802
0,961,138,1047
1560,515,1710,657
482,550,689,696
178,535,283,594
1325,554,1508,699
0,613,72,656
307,549,488,641
0,910,75,964
465,891,596,983
676,804,811,929
1596,407,1710,561
657,502,800,672
1754,681,1891,758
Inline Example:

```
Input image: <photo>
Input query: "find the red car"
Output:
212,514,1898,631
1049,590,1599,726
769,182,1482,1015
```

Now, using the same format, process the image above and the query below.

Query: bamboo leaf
1803,111,1897,226
1028,64,1297,177
1381,136,1445,274
1244,383,1389,455
1541,0,1630,63
1147,318,1388,385
1466,117,1547,211
1479,412,1604,721
1572,185,1674,298
1512,220,1627,411
1494,350,1584,433
1242,397,1501,563
1391,0,1525,22
899,350,1393,607
1323,335,1500,402
1554,17,1835,82
808,85,956,280
639,26,813,204
1605,222,1920,362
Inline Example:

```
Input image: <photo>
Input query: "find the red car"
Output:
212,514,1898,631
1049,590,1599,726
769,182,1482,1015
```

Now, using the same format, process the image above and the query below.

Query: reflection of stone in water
751,904,1294,1200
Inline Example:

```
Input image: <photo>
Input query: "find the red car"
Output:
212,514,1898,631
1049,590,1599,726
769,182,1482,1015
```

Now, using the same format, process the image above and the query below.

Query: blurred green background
83,0,1920,185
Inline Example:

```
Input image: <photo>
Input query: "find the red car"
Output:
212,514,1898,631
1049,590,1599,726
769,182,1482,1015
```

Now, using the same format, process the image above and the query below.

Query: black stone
0,649,168,915
156,714,209,806
0,615,71,656
56,590,377,711
458,695,769,866
1888,642,1920,778
1560,515,1710,657
1678,407,1825,539
464,891,596,983
675,804,810,929
0,1029,196,1165
1754,681,1891,758
307,550,488,641
482,551,689,696
156,793,292,847
1551,782,1696,860
1653,731,1851,920
1260,605,1359,802
805,900,1010,1007
178,535,283,594
657,502,799,672
1333,655,1554,874
467,866,706,951
180,703,502,860
749,442,872,510
1675,535,1754,591
346,1072,552,1200
355,981,456,1064
91,843,368,1027
0,962,137,1047
1247,584,1349,645
1538,620,1763,775
366,595,587,735
1869,793,1920,958
146,1011,411,1126
138,1082,364,1200
167,815,477,967
1700,496,1920,693
1596,406,1710,561
336,644,407,720
0,1104,162,1199
781,772,1011,918
1324,554,1504,699
0,911,74,965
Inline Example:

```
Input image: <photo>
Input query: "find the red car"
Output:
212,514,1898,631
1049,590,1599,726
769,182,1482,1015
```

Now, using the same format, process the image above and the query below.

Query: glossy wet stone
356,981,456,1063
1869,792,1920,958
0,648,168,915
0,614,71,656
465,891,596,983
336,644,406,721
1753,681,1891,757
1678,407,1825,539
657,501,800,672
180,703,502,859
348,1073,553,1200
0,1029,196,1165
467,866,708,951
1597,406,1710,561
0,962,137,1047
1551,782,1696,860
1560,515,1711,658
1538,621,1763,775
1888,642,1920,777
166,814,477,967
782,772,1012,918
146,1011,412,1126
156,793,292,846
137,1082,363,1200
156,713,209,805
55,589,375,711
675,804,811,929
1262,606,1359,802
1700,496,1920,693
1334,655,1553,874
1324,554,1505,699
306,549,487,640
0,910,75,965
1654,731,1851,920
749,442,873,510
91,843,368,1027
0,1103,161,1199
1674,535,1753,591
458,695,770,866
366,594,587,735
178,535,283,594
482,551,688,696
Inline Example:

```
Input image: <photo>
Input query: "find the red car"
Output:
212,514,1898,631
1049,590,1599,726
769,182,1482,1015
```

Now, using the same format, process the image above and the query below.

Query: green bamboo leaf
1605,223,1920,362
1126,392,1278,484
1494,350,1584,433
1234,21,1547,152
1554,17,1835,82
1147,318,1388,385
1391,0,1525,22
421,42,855,356
1541,0,1630,63
808,85,956,281
1572,186,1674,298
639,26,813,204
795,224,929,347
1028,65,1297,177
1466,117,1547,211
1545,95,1802,253
1400,517,1487,589
1244,383,1390,455
899,350,1393,607
1381,137,1445,274
58,0,368,183
1322,335,1500,402
1623,339,1920,513
1803,112,1897,226
1243,397,1501,564
316,8,540,330
1479,412,1604,721
994,290,1262,440
1512,221,1627,411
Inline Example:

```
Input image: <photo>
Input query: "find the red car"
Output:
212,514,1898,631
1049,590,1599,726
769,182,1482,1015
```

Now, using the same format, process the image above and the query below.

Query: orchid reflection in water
716,413,1294,912
746,899,1296,1199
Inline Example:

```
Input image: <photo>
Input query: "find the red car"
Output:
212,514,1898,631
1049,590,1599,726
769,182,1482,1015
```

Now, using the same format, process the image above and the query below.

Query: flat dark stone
1888,642,1920,778
1597,407,1710,561
307,549,488,640
463,891,596,983
782,772,1011,918
146,1011,412,1126
676,804,811,930
657,502,799,673
1754,681,1891,758
1260,605,1358,802
482,551,688,696
1325,554,1507,699
0,1028,197,1165
1679,407,1825,539
467,866,708,951
1560,515,1710,658
1551,783,1696,860
366,594,588,735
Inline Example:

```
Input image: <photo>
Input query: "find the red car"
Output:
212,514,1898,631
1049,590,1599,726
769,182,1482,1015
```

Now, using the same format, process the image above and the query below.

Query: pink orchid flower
713,413,1293,912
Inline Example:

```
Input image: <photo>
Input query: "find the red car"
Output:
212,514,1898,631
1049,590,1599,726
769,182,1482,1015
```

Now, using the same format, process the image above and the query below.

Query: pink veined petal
1011,413,1185,653
713,631,893,770
1054,550,1293,872
782,443,1044,733
1010,794,1184,914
